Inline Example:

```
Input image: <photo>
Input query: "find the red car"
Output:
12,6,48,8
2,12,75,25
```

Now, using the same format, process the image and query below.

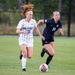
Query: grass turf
0,36,75,75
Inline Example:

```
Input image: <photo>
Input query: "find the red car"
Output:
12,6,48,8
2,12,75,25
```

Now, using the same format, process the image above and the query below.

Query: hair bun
21,3,34,17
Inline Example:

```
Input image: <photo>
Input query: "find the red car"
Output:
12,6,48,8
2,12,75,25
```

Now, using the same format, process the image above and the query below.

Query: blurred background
0,0,75,37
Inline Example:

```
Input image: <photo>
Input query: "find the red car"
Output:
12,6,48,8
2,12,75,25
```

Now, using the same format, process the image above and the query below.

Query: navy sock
46,55,53,65
43,48,49,55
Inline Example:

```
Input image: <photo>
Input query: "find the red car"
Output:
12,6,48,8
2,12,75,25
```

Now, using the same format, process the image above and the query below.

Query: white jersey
17,19,37,46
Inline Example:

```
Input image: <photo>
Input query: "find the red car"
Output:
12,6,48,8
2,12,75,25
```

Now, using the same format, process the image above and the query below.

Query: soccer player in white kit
16,4,44,71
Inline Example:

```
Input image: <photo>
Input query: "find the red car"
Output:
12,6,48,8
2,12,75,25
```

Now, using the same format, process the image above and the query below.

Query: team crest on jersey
56,25,59,27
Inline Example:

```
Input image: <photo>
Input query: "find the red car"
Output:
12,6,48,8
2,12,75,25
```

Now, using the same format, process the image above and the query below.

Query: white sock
22,57,27,69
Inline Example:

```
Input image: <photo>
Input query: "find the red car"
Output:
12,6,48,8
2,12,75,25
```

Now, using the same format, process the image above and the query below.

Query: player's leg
26,38,33,58
20,44,27,71
19,50,22,60
44,43,55,65
27,47,33,59
41,39,51,57
41,48,49,57
45,42,54,65
41,39,46,57
50,42,54,49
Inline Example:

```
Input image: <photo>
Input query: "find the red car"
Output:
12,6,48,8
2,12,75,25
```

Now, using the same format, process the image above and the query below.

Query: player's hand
58,29,64,35
40,35,45,40
60,31,64,35
22,30,28,34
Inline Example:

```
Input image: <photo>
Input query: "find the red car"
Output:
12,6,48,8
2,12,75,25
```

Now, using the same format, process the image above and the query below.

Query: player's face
53,12,60,21
26,11,33,21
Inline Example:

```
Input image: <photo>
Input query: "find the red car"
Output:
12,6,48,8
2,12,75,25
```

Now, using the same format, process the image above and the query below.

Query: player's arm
37,19,44,26
16,28,28,34
34,27,45,40
58,28,64,35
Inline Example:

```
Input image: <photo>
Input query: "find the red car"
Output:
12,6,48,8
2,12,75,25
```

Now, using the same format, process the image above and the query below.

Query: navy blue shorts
42,37,54,45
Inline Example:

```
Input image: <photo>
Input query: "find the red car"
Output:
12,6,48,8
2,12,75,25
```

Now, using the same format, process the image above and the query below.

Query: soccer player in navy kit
37,11,63,66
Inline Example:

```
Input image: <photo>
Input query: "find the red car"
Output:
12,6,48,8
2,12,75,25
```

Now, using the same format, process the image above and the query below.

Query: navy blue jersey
43,18,62,39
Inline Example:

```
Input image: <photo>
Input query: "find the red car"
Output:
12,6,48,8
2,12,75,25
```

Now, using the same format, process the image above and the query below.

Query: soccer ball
39,63,48,72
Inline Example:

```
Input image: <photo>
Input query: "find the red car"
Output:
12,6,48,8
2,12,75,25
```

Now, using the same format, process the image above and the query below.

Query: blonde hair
53,11,60,16
21,3,34,17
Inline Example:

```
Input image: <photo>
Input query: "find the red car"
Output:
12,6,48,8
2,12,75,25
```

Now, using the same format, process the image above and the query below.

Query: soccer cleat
22,68,26,71
19,51,23,60
41,48,46,57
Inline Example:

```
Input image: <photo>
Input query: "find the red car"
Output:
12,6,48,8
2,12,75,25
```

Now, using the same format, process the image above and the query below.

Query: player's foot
19,51,22,60
41,48,46,57
22,68,26,71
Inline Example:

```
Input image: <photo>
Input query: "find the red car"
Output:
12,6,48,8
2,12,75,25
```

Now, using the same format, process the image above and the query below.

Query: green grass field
0,36,75,75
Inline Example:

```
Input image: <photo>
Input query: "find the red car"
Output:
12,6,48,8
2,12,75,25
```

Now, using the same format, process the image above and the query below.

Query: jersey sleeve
44,19,50,24
16,20,22,29
33,20,37,28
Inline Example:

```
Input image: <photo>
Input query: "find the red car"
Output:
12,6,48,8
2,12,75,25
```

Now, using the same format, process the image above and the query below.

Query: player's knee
50,52,55,56
23,53,27,58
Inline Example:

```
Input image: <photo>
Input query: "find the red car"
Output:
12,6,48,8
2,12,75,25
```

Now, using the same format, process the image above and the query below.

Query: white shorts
19,38,33,47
